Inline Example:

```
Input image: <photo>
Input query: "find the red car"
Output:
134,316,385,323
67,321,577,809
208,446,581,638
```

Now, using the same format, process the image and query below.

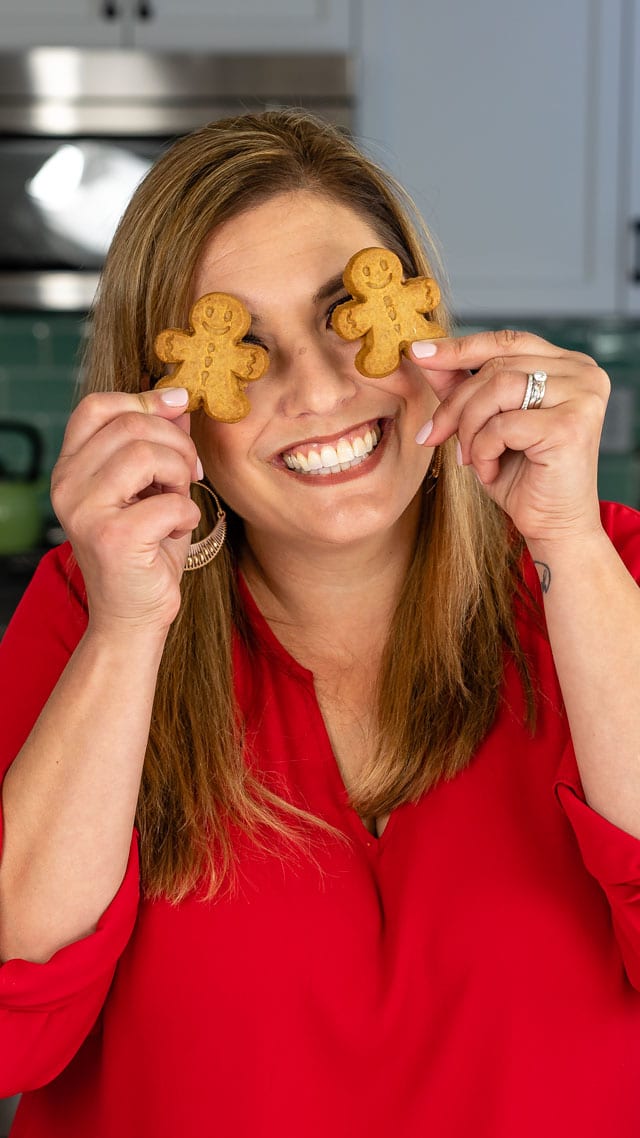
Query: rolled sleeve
0,835,139,1096
556,742,640,991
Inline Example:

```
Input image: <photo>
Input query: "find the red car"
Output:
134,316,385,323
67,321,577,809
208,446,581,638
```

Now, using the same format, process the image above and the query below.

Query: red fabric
1,500,640,1137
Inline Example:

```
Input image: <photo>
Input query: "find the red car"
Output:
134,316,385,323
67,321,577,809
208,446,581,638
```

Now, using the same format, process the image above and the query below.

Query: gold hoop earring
429,446,443,481
185,482,227,571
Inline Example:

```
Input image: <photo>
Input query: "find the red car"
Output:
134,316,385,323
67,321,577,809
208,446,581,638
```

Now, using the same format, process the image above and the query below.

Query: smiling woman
1,109,640,1138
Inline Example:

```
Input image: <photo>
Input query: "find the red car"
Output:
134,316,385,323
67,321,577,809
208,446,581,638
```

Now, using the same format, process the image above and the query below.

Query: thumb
138,386,192,435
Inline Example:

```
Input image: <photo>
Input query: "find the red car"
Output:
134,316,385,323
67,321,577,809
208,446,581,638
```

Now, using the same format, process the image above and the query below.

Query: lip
272,417,393,484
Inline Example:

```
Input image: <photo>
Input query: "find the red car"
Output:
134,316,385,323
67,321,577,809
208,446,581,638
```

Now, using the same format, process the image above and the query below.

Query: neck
239,497,422,667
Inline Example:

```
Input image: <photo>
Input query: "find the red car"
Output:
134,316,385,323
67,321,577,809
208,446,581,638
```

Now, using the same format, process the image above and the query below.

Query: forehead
192,190,383,297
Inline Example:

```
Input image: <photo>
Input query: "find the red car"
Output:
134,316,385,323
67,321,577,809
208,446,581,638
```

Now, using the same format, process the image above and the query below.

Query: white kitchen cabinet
356,0,635,318
0,0,352,51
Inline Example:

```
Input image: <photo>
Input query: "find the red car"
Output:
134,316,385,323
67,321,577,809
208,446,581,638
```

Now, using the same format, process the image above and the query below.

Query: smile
280,420,383,475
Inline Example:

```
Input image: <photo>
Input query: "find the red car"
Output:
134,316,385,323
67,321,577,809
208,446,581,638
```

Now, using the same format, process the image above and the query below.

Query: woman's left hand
411,329,611,545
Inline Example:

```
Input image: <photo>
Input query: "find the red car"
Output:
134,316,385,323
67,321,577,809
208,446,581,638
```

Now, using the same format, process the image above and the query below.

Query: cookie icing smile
280,420,382,475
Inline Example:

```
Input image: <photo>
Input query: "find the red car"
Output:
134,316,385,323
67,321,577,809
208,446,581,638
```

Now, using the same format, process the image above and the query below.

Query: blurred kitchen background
1,0,639,1127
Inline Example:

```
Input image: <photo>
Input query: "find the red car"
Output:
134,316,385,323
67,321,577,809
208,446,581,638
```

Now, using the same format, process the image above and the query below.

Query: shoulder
0,544,87,773
1,541,87,657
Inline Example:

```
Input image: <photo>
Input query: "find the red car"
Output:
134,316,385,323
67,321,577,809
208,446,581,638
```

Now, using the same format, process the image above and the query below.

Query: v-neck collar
236,570,398,851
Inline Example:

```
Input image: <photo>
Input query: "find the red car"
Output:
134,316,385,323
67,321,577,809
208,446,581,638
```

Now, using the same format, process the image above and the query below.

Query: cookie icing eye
380,258,388,271
362,265,371,278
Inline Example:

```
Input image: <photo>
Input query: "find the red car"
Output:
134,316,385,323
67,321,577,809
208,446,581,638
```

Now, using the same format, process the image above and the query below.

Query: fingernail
159,387,189,407
415,419,433,445
196,456,204,481
412,341,438,359
456,440,464,466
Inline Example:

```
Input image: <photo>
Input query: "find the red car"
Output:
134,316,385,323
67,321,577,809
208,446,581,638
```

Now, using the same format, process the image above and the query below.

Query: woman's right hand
51,387,202,636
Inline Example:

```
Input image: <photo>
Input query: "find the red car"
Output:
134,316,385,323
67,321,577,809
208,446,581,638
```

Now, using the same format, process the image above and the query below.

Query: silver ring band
521,370,547,410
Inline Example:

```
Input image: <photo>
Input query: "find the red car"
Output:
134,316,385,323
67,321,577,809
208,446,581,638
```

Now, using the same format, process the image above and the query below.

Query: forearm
526,528,640,837
0,625,166,963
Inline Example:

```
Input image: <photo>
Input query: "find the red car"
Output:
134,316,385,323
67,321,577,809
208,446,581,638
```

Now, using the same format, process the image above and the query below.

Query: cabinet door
0,0,124,46
357,0,623,317
131,0,352,52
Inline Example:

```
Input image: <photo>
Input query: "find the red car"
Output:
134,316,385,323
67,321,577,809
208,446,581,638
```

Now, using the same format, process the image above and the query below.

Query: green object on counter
0,420,47,555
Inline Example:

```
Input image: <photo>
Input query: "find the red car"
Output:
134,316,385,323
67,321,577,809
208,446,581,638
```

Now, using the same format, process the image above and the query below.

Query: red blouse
1,501,640,1138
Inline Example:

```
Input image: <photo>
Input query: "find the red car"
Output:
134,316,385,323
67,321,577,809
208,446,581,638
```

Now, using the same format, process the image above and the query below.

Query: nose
278,339,358,419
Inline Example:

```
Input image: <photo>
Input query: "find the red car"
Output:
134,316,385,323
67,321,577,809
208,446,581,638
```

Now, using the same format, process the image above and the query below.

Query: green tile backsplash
0,312,639,524
0,313,85,523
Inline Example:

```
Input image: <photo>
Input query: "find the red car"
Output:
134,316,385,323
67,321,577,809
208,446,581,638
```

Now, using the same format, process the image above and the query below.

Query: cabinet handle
136,1,154,17
102,1,120,16
633,219,640,284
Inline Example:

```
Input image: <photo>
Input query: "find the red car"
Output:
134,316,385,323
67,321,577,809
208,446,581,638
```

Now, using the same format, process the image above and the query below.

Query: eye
326,294,352,327
242,331,268,350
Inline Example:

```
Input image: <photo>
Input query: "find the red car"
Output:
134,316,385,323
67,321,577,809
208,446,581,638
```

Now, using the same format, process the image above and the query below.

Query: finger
83,493,201,563
120,492,202,546
411,328,595,371
91,441,197,505
56,438,198,541
64,410,201,488
468,408,551,484
410,330,597,402
430,367,575,458
61,388,191,457
466,399,599,485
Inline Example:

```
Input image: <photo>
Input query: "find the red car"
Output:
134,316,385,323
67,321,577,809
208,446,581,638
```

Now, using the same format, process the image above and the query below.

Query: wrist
525,524,609,567
83,617,171,665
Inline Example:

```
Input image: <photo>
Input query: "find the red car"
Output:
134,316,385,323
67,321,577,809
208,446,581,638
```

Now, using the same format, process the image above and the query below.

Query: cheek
360,359,438,418
191,416,248,487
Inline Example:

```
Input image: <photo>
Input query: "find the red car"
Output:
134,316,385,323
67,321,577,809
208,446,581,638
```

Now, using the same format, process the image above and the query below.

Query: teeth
320,445,339,467
281,422,383,475
336,439,355,463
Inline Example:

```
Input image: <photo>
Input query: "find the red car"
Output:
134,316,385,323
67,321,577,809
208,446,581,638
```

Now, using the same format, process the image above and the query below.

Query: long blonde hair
81,109,535,900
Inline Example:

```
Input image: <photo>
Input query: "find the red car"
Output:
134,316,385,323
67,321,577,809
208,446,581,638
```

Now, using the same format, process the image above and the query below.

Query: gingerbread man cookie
331,247,446,378
155,292,268,422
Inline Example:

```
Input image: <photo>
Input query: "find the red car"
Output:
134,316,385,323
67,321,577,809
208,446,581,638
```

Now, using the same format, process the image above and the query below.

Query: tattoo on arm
534,561,551,594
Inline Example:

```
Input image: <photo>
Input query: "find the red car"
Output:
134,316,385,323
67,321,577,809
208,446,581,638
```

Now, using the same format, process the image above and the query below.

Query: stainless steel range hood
0,47,354,135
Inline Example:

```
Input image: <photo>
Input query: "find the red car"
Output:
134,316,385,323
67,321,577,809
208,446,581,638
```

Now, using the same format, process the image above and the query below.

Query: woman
0,109,639,1137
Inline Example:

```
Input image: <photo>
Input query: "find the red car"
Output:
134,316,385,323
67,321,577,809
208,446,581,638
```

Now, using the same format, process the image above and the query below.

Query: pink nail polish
412,341,438,359
415,420,433,445
159,387,189,407
196,457,204,481
456,441,464,466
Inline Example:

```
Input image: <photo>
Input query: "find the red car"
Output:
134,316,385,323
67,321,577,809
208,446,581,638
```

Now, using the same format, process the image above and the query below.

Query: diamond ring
520,370,547,411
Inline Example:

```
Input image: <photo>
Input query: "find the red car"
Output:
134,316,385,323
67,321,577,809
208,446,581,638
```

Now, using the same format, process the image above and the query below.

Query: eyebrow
248,272,347,325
